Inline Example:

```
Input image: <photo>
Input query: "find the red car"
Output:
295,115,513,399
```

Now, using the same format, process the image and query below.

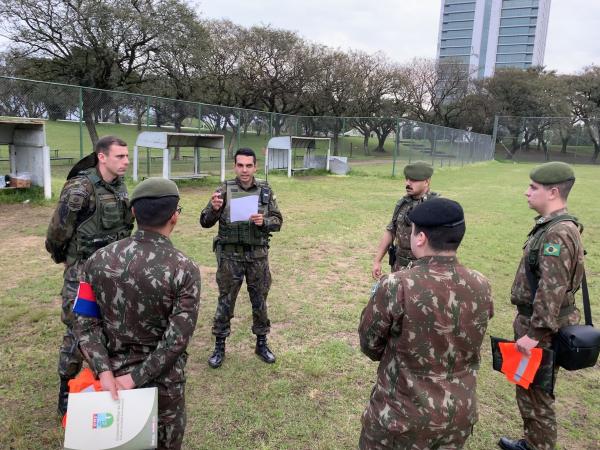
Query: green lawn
0,161,598,449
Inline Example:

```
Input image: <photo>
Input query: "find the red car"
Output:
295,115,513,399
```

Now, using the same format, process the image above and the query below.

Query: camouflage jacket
75,230,201,387
511,208,583,342
386,191,438,261
45,168,132,265
359,255,493,435
199,177,283,259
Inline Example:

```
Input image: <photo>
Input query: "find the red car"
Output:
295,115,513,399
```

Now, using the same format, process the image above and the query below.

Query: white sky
196,0,600,74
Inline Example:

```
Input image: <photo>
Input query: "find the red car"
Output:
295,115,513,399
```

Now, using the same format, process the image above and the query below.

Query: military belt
517,303,576,318
220,243,264,254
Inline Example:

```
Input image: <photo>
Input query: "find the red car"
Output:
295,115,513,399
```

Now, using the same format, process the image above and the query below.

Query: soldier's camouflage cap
403,161,434,180
530,161,575,185
408,197,464,228
130,177,179,203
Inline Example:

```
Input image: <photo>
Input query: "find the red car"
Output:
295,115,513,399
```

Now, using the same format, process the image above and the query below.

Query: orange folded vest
498,342,543,389
61,368,102,428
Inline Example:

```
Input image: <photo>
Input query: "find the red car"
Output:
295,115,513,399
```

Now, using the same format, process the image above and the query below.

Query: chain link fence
493,116,600,164
0,76,494,178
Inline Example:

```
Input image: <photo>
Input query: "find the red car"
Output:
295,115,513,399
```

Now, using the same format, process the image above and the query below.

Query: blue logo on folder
92,413,114,429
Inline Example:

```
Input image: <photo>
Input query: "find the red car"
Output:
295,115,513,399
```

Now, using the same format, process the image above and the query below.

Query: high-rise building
437,0,551,78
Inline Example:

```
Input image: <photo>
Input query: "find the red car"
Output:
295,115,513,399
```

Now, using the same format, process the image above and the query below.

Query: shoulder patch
543,243,561,256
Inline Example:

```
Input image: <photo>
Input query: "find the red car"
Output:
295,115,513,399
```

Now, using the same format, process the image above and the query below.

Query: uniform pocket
101,201,121,229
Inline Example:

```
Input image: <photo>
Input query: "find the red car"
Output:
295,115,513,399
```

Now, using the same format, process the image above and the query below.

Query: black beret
131,177,179,203
408,198,464,228
530,161,575,184
404,161,434,180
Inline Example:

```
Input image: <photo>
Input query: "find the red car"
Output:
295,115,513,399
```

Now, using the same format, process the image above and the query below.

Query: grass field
0,160,599,449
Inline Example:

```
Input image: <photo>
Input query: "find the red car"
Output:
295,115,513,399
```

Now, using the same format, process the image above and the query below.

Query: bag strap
581,271,594,326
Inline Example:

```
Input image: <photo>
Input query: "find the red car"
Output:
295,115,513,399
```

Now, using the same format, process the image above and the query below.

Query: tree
0,0,186,145
400,58,471,127
569,66,600,162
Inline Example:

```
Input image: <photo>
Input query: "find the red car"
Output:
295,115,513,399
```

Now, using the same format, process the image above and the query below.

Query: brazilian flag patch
543,243,561,256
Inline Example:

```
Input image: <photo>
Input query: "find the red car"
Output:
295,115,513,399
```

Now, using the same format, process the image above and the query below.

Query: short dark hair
544,179,575,201
132,196,178,227
413,223,466,252
234,147,256,164
95,136,127,155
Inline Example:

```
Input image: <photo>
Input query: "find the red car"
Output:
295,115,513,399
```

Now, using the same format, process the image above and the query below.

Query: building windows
437,0,548,78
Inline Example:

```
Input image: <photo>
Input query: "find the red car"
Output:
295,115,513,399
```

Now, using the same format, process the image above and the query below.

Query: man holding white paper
74,178,201,450
200,148,283,368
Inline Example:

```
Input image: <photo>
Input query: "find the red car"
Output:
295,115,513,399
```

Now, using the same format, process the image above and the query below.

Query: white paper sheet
230,195,259,222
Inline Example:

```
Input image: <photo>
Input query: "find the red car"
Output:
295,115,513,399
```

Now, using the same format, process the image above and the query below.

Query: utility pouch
260,186,271,205
388,244,397,268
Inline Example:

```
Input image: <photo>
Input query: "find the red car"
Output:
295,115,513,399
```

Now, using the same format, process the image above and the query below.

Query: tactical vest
217,179,271,247
66,170,133,264
392,191,439,257
519,213,583,317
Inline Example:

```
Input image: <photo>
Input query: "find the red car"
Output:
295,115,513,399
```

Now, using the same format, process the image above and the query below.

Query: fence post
146,96,151,129
197,104,202,132
491,115,499,160
236,109,241,152
78,87,84,158
146,95,151,178
392,118,399,177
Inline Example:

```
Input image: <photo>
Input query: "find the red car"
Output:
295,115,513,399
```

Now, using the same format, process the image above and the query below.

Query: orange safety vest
499,342,543,389
62,368,102,428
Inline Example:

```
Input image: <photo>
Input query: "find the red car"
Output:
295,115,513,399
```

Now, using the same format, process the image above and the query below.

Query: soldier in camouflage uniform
359,198,494,450
499,162,584,450
200,148,282,368
372,161,438,279
45,136,134,415
74,178,201,450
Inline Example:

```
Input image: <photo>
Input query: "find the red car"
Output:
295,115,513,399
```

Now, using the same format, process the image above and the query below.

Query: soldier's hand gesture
211,191,224,211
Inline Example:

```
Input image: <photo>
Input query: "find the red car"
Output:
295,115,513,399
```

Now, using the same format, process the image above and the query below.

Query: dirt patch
0,203,53,234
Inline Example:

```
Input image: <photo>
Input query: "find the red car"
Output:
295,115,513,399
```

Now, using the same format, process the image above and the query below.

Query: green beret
408,198,464,228
404,161,434,181
530,162,575,185
131,178,179,203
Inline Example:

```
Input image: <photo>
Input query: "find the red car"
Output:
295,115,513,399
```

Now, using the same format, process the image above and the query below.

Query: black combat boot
255,335,276,364
498,438,532,450
208,337,226,368
57,377,70,416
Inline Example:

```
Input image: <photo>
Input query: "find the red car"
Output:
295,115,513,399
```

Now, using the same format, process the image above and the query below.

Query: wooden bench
50,148,74,164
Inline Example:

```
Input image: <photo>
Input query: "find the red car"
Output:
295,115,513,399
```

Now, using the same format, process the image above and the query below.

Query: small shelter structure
265,136,331,178
133,132,226,182
0,117,51,199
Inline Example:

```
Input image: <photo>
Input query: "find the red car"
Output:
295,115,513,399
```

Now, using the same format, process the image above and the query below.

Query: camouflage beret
403,161,434,180
408,198,464,228
130,177,179,203
530,162,575,185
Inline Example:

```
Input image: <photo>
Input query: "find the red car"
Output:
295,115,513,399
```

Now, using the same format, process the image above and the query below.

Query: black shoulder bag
553,272,600,370
524,215,600,371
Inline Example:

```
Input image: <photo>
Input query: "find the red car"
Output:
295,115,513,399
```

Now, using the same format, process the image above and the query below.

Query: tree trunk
541,140,549,161
363,135,369,156
114,107,120,125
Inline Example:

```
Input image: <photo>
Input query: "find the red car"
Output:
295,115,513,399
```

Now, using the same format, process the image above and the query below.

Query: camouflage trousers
213,255,271,337
359,421,472,450
144,380,186,450
58,263,84,380
513,312,579,450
